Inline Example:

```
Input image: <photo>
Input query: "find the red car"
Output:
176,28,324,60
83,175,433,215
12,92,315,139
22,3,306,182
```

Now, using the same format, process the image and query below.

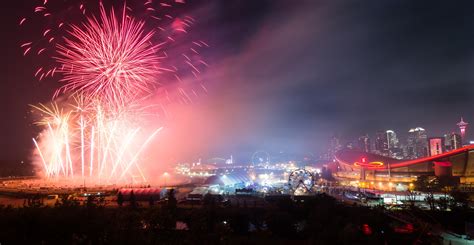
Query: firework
55,4,161,106
20,0,209,103
32,100,162,183
21,1,209,184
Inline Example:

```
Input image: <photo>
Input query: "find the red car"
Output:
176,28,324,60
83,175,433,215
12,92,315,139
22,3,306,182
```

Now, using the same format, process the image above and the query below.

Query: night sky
2,0,474,165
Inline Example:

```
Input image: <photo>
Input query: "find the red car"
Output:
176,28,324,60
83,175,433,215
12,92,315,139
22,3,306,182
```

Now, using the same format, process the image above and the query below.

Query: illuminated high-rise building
386,130,399,149
445,132,462,151
374,130,389,156
428,137,444,156
386,130,402,159
358,134,371,153
444,133,452,151
407,127,428,159
457,117,468,142
323,135,342,160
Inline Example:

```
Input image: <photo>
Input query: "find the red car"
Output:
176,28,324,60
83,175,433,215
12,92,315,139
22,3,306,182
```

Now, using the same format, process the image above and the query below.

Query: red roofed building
333,145,474,187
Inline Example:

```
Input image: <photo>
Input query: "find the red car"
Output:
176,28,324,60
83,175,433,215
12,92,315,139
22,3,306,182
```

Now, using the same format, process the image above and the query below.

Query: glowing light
21,1,209,105
362,224,373,235
354,161,384,168
457,117,468,139
22,1,209,185
433,161,452,167
32,100,162,184
55,5,161,107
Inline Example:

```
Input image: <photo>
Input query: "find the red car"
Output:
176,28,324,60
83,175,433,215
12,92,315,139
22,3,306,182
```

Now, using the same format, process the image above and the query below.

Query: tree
160,189,178,230
450,190,469,210
86,195,96,208
266,211,296,238
148,196,154,207
425,192,436,211
58,194,79,207
26,194,43,208
166,189,177,211
117,192,124,207
414,175,441,192
437,197,449,211
129,191,137,209
97,196,106,207
203,193,216,207
406,191,417,209
416,175,441,210
229,211,250,235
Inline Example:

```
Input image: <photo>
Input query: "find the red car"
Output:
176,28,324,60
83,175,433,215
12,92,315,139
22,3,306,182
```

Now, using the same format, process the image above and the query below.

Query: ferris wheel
288,169,315,195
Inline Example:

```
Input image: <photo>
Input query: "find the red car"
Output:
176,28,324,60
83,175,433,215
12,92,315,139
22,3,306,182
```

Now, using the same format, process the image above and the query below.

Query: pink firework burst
55,4,161,107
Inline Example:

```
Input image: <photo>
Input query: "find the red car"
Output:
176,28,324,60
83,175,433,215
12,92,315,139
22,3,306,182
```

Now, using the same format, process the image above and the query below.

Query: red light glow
433,161,452,167
362,224,373,235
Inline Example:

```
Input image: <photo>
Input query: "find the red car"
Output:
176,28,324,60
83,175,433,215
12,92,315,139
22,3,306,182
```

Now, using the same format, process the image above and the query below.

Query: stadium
333,145,474,189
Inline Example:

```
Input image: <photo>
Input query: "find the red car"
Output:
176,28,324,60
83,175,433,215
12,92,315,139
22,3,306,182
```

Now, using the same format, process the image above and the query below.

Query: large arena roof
335,145,474,170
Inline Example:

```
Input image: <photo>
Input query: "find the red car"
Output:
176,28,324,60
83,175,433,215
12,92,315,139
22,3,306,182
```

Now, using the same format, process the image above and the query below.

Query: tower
457,117,468,141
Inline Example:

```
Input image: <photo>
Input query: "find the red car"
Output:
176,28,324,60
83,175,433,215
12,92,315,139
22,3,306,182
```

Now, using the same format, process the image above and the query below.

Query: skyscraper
444,133,452,151
407,127,428,159
445,132,462,151
324,135,342,160
374,130,389,156
358,134,371,153
428,137,444,156
386,130,402,159
386,130,399,148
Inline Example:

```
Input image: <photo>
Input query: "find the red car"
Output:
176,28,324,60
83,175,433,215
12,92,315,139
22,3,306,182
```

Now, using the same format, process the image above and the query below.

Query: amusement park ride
288,168,316,195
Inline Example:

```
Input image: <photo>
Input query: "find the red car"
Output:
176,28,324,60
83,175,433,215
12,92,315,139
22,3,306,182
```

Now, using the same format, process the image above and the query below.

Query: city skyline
326,117,469,160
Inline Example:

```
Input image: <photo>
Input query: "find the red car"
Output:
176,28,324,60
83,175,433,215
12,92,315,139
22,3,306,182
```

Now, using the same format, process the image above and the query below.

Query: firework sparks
32,100,162,183
20,0,209,103
55,4,161,106
22,1,209,185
